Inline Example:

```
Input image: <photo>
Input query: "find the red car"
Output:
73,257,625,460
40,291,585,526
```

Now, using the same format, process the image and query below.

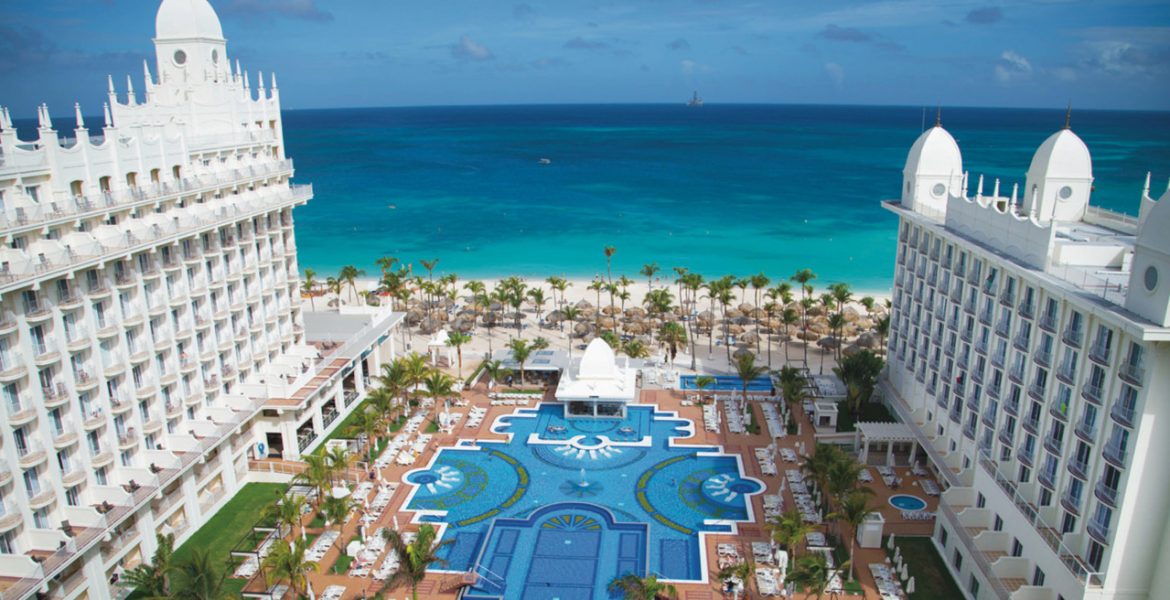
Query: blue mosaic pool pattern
678,374,772,391
403,404,761,598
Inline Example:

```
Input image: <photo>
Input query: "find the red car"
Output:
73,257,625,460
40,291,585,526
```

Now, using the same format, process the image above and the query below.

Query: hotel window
95,466,107,486
1011,539,1023,557
1032,567,1046,587
1087,541,1105,571
969,576,980,596
65,486,80,506
0,531,13,554
976,493,986,508
994,515,1004,531
952,549,963,571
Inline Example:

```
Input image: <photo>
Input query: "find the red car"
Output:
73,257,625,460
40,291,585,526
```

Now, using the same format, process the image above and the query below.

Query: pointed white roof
156,0,224,41
1137,193,1170,257
1027,129,1092,181
577,338,620,380
904,125,962,176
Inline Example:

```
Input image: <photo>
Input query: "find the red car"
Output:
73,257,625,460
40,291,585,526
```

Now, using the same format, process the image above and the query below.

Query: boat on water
538,158,551,165
687,91,703,107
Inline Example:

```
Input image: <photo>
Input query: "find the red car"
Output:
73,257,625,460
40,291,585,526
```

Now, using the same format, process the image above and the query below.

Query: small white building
555,339,638,418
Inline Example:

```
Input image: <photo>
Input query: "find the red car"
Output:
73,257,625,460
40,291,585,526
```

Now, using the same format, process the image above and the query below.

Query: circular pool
888,494,927,511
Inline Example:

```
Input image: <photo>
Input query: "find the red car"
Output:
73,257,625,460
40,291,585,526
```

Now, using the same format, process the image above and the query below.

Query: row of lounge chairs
306,530,340,563
465,406,488,428
870,563,908,600
787,469,821,524
761,403,786,438
762,494,784,520
754,447,778,476
374,531,414,581
348,526,389,577
703,404,721,432
724,401,746,434
902,510,935,521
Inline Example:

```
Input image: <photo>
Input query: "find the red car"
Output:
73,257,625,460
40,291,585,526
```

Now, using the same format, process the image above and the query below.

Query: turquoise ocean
285,104,1170,293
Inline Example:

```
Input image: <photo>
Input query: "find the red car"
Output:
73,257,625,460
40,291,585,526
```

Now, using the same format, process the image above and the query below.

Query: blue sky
3,0,1169,117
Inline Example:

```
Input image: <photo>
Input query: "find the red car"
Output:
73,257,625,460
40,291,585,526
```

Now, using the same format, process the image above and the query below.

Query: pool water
402,404,762,599
889,494,928,511
678,374,772,391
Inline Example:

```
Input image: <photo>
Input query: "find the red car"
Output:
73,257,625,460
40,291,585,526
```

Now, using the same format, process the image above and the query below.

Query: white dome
1027,129,1092,181
904,126,963,176
578,338,619,380
156,0,224,40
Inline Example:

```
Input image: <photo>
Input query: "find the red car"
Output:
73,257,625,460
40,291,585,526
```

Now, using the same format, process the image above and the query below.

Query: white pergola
854,422,920,466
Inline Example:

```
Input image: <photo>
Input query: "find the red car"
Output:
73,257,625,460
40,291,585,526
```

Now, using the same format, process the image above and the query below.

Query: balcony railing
1067,457,1089,480
1119,361,1145,385
0,184,312,291
1110,401,1136,428
1018,300,1035,319
1038,311,1058,332
1094,479,1118,507
1062,326,1084,348
1087,517,1111,544
1103,441,1127,467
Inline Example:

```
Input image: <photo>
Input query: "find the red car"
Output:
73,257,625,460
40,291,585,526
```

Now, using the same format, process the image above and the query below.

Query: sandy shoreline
306,272,891,378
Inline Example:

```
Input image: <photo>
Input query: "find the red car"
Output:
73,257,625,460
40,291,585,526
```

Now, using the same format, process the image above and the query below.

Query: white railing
0,184,310,291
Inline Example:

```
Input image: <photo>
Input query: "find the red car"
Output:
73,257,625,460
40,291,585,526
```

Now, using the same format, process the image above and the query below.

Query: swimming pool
889,494,927,511
401,403,762,598
678,374,772,391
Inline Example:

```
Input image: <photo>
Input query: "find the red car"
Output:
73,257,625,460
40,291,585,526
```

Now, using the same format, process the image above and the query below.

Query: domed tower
1126,187,1170,327
153,0,231,88
901,123,963,218
1021,125,1093,222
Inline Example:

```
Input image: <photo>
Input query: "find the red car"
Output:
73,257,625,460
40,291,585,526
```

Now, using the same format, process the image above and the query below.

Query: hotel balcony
0,498,21,532
1037,311,1058,333
52,421,79,448
1118,361,1145,386
1018,299,1035,319
43,382,70,407
1022,414,1040,435
33,339,61,365
1086,517,1111,545
17,441,47,467
1037,465,1058,489
1094,479,1119,508
0,157,293,233
1027,382,1047,401
1060,488,1083,516
1062,326,1084,349
82,408,106,430
65,327,91,351
0,184,312,293
1067,457,1089,480
1088,342,1111,366
1074,418,1098,443
1110,401,1136,428
1102,441,1127,468
7,397,38,425
1081,380,1104,405
1033,347,1053,367
25,299,54,322
997,427,1015,446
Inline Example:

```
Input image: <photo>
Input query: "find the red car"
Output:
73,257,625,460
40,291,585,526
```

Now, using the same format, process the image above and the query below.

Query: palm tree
694,375,715,404
401,352,431,403
445,331,472,377
607,573,678,599
293,453,332,502
561,305,581,360
643,288,674,320
734,352,768,409
527,287,547,327
265,494,307,540
600,330,622,350
640,262,660,290
348,407,383,462
367,385,402,432
301,268,318,311
781,308,800,363
829,489,874,582
422,371,456,427
657,321,687,370
263,538,317,600
482,359,511,389
320,493,357,529
827,312,847,362
786,552,845,600
876,315,891,355
623,339,650,359
170,548,230,600
790,268,817,367
384,524,451,600
324,445,353,486
339,264,365,303
603,245,616,283
767,508,814,557
718,559,756,600
507,338,535,385
325,276,343,309
588,278,605,325
119,533,174,597
834,350,885,419
375,255,398,279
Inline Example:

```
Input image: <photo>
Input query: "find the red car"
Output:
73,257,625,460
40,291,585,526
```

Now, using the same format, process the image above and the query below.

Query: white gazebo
854,422,920,467
555,338,637,418
427,330,454,367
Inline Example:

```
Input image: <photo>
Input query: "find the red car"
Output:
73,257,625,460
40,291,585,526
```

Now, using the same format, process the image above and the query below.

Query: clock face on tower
173,49,187,66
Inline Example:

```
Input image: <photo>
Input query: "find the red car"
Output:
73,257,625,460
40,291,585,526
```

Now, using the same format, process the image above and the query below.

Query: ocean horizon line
278,101,1170,115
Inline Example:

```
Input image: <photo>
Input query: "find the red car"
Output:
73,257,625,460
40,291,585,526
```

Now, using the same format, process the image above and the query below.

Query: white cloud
824,62,845,88
451,35,494,61
994,49,1031,84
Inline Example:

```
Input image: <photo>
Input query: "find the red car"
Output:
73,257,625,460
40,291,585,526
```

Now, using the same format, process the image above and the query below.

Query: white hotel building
882,119,1170,600
0,1,401,598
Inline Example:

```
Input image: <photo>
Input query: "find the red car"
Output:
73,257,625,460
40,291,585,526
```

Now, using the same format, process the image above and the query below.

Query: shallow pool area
401,403,762,599
889,494,927,511
678,374,772,391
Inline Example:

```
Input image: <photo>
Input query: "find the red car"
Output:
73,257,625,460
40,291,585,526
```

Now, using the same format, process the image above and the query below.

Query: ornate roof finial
935,106,941,127
1063,103,1072,130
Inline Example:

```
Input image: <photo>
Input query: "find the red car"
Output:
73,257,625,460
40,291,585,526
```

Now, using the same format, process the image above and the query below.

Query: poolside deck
250,383,941,599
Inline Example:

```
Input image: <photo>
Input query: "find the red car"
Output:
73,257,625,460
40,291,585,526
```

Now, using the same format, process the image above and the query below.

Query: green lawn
172,483,287,596
886,536,964,600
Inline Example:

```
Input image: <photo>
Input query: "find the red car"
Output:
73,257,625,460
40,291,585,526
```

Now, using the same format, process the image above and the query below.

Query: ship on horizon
687,90,703,107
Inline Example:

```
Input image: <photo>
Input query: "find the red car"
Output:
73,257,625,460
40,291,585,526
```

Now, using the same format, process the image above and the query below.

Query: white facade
0,2,400,598
882,121,1170,600
555,339,638,418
